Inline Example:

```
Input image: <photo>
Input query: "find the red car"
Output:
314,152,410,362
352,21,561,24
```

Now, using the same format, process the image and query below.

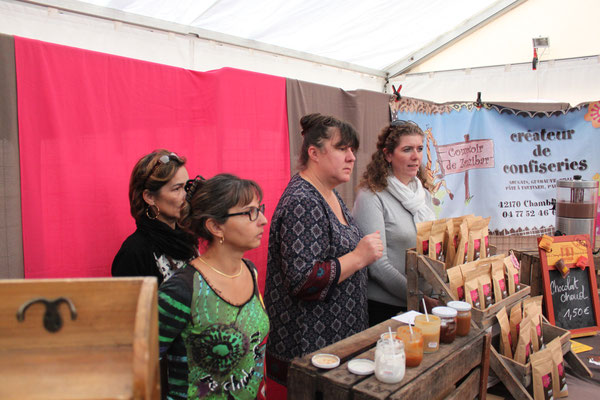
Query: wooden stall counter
288,318,490,400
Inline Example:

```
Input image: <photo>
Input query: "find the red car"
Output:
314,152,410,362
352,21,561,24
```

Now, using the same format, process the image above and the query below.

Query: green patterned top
158,259,269,399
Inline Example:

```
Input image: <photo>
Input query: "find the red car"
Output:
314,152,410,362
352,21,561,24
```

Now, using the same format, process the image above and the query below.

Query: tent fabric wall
286,79,391,209
13,37,289,292
0,34,24,278
0,36,392,280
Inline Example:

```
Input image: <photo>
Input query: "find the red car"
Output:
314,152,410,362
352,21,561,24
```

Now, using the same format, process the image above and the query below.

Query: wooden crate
489,319,592,400
406,249,531,329
0,277,160,400
470,286,530,330
288,318,491,400
513,249,600,294
488,236,539,256
404,248,593,400
493,322,571,389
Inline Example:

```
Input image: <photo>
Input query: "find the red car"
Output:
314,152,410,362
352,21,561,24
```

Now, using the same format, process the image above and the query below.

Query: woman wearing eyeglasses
264,114,383,396
158,173,269,400
111,149,198,285
352,121,436,326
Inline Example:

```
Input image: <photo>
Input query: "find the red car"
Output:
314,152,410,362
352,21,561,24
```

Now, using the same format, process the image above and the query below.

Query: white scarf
386,175,435,224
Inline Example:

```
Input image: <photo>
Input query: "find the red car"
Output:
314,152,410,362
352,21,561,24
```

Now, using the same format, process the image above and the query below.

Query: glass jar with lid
432,306,457,344
447,300,472,336
374,338,405,384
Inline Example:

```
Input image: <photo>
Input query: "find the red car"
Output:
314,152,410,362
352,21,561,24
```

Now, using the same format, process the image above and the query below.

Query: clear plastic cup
414,314,441,353
396,325,424,367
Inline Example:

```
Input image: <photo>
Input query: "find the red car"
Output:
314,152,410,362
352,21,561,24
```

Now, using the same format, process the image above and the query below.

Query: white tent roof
71,0,523,76
6,0,598,104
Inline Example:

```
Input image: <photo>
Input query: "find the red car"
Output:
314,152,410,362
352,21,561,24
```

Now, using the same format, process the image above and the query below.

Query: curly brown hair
359,121,425,192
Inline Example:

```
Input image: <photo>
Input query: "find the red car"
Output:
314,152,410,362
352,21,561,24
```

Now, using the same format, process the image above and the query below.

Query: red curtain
15,37,289,292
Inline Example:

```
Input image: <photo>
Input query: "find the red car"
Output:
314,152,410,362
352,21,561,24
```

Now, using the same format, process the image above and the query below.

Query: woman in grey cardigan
352,120,435,326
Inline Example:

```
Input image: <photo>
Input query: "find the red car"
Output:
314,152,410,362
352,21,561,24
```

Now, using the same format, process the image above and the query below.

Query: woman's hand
354,231,383,266
338,231,383,282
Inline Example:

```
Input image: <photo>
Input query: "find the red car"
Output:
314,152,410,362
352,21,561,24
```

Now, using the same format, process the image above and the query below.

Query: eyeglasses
144,152,181,188
224,204,265,221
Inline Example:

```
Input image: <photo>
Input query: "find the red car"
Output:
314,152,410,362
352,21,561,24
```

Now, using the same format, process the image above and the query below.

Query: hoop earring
146,204,160,220
219,236,224,245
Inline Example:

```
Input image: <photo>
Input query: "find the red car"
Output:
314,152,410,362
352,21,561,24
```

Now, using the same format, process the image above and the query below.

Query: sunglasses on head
143,152,181,188
391,119,418,127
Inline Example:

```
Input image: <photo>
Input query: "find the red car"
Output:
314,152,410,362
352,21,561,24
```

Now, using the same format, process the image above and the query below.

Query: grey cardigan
352,187,434,307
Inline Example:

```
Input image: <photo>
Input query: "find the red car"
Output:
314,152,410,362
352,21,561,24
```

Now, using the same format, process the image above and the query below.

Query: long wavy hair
359,121,425,192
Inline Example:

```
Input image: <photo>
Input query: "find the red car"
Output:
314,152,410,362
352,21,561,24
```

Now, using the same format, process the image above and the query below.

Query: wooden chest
0,277,159,400
287,318,490,400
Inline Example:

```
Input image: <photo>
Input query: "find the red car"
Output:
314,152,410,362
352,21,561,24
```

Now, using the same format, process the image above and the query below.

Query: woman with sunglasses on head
158,173,269,400
264,113,383,397
352,121,436,326
112,149,198,285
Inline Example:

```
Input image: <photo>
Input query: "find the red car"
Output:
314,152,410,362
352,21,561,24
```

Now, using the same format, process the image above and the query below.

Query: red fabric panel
15,37,289,292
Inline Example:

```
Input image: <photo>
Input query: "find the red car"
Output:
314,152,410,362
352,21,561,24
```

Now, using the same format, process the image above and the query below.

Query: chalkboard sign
548,268,596,330
538,234,600,336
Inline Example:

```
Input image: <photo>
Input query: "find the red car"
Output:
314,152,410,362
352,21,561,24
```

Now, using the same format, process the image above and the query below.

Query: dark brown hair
128,149,186,220
298,113,359,170
359,121,424,192
180,174,263,243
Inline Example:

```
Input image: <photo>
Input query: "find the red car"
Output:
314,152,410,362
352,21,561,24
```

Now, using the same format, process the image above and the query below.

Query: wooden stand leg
478,332,491,400
407,251,420,311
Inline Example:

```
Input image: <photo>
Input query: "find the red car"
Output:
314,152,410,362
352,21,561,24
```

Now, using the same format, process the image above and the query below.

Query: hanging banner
391,98,600,235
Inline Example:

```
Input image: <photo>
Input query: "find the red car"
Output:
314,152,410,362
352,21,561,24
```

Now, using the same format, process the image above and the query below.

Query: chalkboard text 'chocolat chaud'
539,235,600,336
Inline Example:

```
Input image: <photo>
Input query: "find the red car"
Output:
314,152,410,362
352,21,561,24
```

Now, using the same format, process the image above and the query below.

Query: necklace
196,256,243,279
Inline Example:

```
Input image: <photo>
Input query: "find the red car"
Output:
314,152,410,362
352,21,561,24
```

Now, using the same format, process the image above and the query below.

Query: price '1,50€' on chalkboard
539,235,600,336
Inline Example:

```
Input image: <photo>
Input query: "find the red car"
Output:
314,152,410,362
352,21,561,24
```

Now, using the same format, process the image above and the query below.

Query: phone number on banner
498,200,555,219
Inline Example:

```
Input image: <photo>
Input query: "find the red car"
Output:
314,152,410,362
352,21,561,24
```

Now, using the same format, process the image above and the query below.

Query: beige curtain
0,34,24,278
286,79,391,209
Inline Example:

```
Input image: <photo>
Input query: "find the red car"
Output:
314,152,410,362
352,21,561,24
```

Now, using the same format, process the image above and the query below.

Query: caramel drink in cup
414,314,441,353
396,325,424,367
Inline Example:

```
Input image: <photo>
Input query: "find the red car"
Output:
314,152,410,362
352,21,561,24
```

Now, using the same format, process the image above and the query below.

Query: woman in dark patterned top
159,174,270,400
264,114,383,397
